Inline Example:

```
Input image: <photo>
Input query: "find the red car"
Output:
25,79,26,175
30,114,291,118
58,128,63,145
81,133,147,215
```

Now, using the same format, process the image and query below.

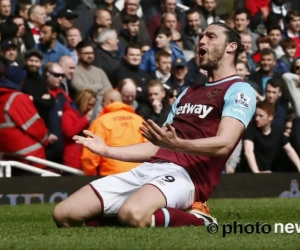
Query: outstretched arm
73,130,159,163
141,117,244,157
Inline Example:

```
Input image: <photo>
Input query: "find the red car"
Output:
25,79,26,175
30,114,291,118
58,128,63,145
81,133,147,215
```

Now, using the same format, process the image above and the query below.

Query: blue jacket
140,42,185,73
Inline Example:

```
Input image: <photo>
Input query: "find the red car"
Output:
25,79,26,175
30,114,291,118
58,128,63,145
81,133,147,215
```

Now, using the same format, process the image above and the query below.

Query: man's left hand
139,120,179,149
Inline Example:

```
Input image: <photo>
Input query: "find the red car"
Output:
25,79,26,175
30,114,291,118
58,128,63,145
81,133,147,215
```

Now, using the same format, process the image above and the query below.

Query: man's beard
199,45,226,71
25,65,39,75
79,58,93,67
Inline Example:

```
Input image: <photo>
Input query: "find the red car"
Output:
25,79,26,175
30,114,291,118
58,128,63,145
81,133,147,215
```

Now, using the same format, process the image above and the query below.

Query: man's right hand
152,99,163,114
48,134,58,144
73,130,108,156
42,94,51,99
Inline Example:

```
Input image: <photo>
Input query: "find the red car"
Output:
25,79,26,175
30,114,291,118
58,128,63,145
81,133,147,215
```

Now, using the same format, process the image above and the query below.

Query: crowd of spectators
0,0,300,176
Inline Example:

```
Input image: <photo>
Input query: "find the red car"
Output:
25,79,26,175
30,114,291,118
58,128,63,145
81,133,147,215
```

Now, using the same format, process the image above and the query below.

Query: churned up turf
0,198,299,250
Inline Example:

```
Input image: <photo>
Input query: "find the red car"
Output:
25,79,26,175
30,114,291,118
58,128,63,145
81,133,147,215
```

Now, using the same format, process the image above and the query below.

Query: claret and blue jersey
151,75,256,202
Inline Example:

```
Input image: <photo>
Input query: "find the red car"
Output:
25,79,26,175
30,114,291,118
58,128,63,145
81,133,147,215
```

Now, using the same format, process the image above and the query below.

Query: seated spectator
44,62,72,163
62,89,96,169
16,0,32,23
249,48,283,97
169,57,191,92
58,56,76,98
251,35,271,64
279,37,297,71
118,14,147,48
81,89,147,176
161,12,180,32
0,66,49,169
282,10,300,58
172,30,194,62
140,26,184,73
146,0,185,40
111,44,151,103
117,78,138,109
56,8,78,45
241,33,253,55
35,20,71,66
0,0,11,24
7,15,27,59
112,0,149,44
66,27,82,64
22,49,55,125
149,50,172,88
136,80,171,127
264,78,287,131
198,0,221,29
93,28,121,84
24,5,46,49
72,41,112,99
268,25,285,59
233,8,258,52
0,40,18,66
166,86,180,106
242,101,300,173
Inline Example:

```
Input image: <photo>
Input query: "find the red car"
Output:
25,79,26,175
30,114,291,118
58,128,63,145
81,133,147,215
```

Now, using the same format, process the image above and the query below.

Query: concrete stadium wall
0,174,299,205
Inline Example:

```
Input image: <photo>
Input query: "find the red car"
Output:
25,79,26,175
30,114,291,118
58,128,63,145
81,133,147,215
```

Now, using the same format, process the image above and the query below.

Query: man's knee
52,202,83,228
52,203,66,227
118,205,151,228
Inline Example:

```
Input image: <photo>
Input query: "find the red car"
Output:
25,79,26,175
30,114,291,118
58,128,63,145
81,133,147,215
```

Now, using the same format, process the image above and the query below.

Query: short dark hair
266,78,282,91
40,0,57,6
285,10,300,24
260,48,276,59
186,8,200,19
210,22,244,65
123,14,139,24
256,100,275,116
233,8,250,20
153,25,172,39
44,20,60,35
76,41,93,53
125,43,141,55
267,25,281,34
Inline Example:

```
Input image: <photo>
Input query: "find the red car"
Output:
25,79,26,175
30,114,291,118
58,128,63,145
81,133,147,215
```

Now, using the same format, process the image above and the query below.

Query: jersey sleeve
222,82,256,128
163,87,189,126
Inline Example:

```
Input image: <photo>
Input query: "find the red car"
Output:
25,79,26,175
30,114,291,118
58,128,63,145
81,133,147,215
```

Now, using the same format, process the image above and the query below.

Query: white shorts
90,162,195,216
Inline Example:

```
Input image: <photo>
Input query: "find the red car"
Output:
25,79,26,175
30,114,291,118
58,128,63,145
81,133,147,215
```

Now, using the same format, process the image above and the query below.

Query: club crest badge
207,88,223,99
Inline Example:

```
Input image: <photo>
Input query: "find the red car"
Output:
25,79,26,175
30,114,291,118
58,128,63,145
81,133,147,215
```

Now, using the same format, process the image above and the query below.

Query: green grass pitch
0,198,299,250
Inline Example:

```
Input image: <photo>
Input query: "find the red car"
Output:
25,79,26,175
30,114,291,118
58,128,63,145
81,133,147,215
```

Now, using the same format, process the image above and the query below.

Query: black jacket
22,71,55,125
93,46,121,84
111,60,151,102
136,101,171,127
